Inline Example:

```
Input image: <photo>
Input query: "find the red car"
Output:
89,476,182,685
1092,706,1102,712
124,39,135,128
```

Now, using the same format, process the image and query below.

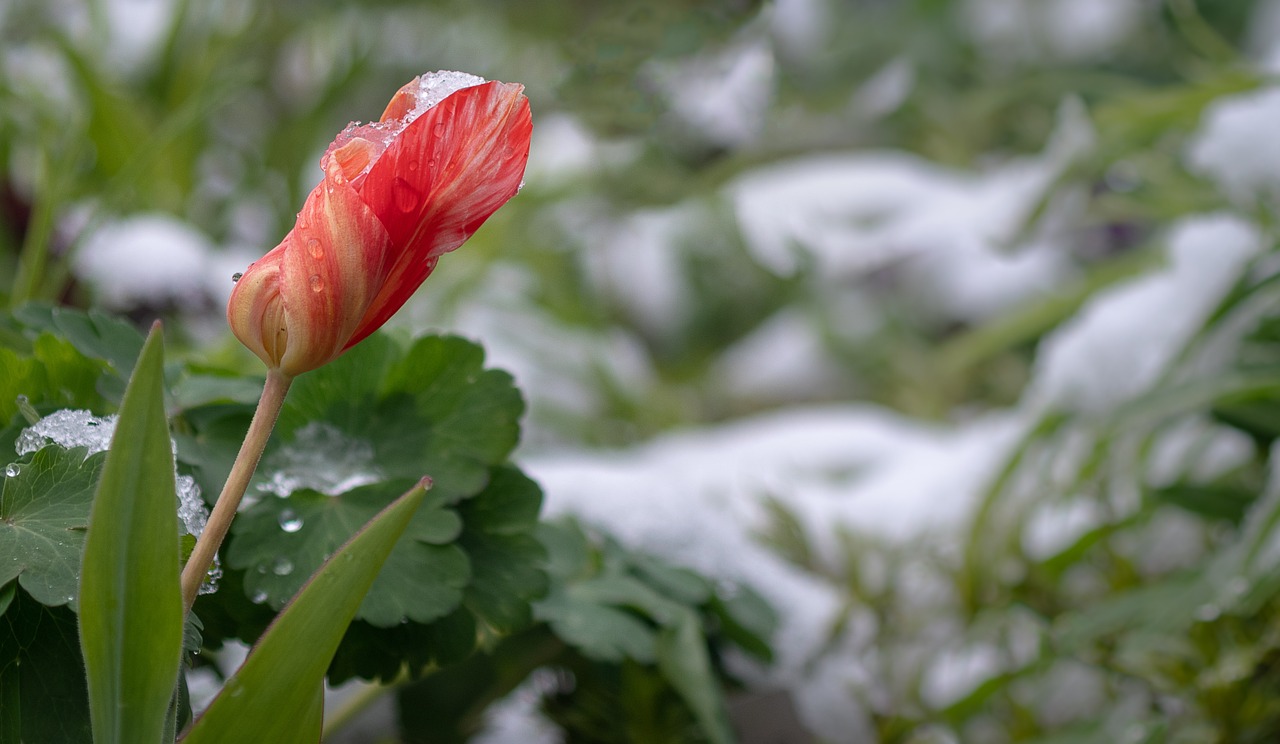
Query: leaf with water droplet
227,480,466,624
0,446,104,610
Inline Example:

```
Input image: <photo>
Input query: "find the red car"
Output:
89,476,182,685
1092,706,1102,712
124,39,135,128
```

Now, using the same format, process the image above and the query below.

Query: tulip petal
277,166,396,376
227,250,286,370
346,81,531,350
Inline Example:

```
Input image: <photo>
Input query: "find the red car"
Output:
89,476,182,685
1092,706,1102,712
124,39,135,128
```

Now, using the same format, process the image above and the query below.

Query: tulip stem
181,369,292,612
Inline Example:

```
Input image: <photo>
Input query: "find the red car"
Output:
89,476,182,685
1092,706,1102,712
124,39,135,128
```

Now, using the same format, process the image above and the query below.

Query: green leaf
0,445,104,609
13,304,145,382
0,581,13,617
78,323,183,744
226,482,469,626
655,612,733,744
457,467,547,633
275,334,523,502
709,585,777,662
189,333,545,682
0,587,93,743
1149,482,1259,524
183,481,427,744
0,335,108,426
536,596,657,662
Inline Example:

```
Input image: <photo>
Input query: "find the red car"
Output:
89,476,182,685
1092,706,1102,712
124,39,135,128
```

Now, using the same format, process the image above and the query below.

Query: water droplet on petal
391,177,421,213
407,160,418,171
307,238,323,259
427,159,436,168
278,508,304,533
4,463,19,477
433,121,446,137
309,274,324,292
271,557,294,576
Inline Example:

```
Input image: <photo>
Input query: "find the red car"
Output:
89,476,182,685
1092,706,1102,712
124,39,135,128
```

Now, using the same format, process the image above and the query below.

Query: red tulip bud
228,71,532,377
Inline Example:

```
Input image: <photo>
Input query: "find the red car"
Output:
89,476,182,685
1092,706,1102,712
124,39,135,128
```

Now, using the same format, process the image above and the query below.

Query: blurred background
7,0,1280,741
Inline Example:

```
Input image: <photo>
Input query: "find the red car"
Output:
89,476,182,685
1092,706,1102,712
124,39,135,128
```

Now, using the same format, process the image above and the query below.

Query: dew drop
391,177,421,213
4,463,19,477
407,160,418,171
309,274,324,292
427,159,436,168
278,509,304,533
250,590,268,605
433,121,446,137
271,557,294,576
307,238,323,259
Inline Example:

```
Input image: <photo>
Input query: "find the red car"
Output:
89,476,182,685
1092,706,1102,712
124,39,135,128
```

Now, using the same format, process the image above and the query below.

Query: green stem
181,369,292,611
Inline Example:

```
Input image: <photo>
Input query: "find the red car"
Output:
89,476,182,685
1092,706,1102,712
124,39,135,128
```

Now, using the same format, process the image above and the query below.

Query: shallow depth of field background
7,0,1280,741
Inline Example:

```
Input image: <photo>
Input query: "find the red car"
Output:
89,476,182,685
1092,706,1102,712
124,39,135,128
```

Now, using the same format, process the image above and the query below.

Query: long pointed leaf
183,480,428,744
79,322,183,744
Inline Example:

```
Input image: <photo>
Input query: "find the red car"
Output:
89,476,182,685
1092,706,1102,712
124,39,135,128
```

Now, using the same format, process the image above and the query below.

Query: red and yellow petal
345,81,531,349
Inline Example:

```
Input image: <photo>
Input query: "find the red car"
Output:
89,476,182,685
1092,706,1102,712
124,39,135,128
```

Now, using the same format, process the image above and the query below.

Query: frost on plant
16,408,220,593
255,421,382,497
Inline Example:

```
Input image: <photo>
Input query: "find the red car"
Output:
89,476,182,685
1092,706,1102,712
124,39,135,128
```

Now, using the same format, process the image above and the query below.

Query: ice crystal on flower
256,421,381,497
412,70,486,115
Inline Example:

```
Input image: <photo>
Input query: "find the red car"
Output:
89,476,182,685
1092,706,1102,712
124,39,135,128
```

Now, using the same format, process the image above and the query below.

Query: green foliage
394,519,776,744
0,589,92,744
185,483,427,744
78,324,183,744
0,446,101,610
190,333,547,683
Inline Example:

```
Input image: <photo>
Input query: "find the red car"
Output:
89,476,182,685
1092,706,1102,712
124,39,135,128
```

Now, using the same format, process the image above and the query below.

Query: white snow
525,404,1030,736
1186,86,1280,201
572,205,693,338
74,213,215,310
728,97,1091,320
650,37,776,148
961,0,1144,62
712,308,846,401
1029,214,1261,413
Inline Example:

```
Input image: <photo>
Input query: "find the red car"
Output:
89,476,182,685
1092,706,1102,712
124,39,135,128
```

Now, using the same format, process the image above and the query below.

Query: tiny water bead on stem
178,71,532,610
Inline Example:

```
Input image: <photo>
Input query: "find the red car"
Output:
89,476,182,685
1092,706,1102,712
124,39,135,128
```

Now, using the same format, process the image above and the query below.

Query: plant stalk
181,368,292,611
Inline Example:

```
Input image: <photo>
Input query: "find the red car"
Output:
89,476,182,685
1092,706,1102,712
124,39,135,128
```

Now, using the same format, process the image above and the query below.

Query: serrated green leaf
79,323,183,744
655,612,733,744
227,483,468,625
184,482,427,744
0,446,103,609
536,595,657,662
458,467,547,632
273,334,522,502
0,587,93,743
13,304,145,382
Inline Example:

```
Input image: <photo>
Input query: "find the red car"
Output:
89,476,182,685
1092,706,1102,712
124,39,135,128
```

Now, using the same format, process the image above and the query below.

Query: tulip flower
181,72,530,610
227,70,532,379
